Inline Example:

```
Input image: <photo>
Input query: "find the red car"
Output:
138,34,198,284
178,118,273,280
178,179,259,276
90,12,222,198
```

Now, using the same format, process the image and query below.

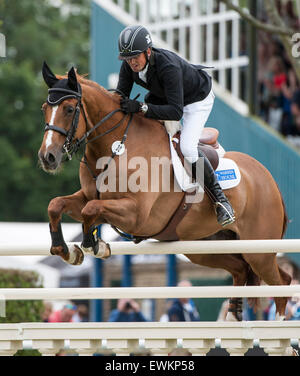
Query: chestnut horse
38,63,291,321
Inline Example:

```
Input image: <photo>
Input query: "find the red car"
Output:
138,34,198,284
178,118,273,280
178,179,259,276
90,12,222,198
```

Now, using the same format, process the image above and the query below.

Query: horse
38,63,291,321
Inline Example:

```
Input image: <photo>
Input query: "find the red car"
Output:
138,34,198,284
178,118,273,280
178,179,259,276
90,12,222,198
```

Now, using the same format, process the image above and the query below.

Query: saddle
172,127,220,171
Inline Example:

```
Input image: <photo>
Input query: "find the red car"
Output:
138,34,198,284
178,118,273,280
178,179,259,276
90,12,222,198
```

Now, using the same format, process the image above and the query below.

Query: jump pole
1,285,300,300
0,239,300,256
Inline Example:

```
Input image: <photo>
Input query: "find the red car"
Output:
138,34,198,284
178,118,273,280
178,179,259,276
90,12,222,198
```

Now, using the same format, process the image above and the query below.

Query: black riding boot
192,150,235,227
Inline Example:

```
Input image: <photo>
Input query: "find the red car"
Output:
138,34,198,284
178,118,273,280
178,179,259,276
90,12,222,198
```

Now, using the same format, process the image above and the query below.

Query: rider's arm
117,62,134,98
144,66,184,121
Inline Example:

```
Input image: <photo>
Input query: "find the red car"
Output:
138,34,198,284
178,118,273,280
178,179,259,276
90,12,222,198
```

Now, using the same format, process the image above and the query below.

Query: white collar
138,63,149,82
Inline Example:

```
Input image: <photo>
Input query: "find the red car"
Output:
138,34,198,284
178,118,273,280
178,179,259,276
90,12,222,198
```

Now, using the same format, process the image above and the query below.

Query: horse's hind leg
242,254,291,319
274,265,292,320
186,254,250,321
48,190,87,265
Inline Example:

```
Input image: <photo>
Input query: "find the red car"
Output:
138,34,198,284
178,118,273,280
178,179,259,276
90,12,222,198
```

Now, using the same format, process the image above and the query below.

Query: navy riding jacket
116,47,212,121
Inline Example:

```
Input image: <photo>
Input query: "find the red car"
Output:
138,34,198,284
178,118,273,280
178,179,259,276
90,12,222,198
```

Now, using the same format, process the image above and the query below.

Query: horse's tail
279,188,289,239
246,265,261,313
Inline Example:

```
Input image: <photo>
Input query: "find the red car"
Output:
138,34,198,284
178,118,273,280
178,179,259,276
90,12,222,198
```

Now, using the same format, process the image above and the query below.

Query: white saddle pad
169,134,241,192
169,134,203,194
215,158,241,190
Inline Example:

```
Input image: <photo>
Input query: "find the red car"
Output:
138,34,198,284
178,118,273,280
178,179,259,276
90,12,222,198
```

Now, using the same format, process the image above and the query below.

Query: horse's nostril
47,152,56,164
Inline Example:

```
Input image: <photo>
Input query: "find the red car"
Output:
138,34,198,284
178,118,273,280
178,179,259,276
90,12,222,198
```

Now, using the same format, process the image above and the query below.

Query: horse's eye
66,106,74,114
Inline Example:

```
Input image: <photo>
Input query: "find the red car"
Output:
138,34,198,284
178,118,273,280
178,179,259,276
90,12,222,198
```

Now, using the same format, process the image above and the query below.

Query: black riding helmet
118,25,152,60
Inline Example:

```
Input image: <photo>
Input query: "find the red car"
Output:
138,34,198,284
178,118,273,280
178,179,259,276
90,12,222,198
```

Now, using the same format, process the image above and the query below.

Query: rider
116,25,235,227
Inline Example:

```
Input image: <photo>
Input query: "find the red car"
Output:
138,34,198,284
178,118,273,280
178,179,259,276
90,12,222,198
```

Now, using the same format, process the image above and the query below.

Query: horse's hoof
68,244,84,265
81,240,111,259
98,241,111,259
275,313,286,321
50,244,84,265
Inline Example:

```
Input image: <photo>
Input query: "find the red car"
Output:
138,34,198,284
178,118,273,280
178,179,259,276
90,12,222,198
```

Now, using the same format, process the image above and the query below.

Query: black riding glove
120,98,141,114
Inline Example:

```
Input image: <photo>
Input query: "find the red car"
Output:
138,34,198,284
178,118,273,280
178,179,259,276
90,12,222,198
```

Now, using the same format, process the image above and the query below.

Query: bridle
44,84,132,163
45,85,84,159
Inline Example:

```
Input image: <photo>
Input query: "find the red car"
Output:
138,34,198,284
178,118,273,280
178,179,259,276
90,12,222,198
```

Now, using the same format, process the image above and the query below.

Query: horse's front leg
48,190,88,265
80,197,138,259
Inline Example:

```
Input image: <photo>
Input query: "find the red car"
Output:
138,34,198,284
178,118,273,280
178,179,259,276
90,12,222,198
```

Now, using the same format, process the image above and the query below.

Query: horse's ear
42,61,59,88
67,67,78,92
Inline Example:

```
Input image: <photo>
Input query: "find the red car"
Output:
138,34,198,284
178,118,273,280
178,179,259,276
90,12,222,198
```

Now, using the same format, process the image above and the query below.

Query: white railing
1,239,300,356
1,285,300,300
0,322,299,356
96,0,249,103
1,239,300,256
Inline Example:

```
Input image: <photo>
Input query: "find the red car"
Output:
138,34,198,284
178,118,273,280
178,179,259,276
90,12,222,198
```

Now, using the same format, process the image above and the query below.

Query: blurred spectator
280,70,299,135
167,280,200,322
291,90,300,131
286,90,300,147
48,303,77,323
258,40,272,120
263,56,287,131
41,301,53,323
72,304,89,322
258,40,299,142
256,1,300,147
108,299,148,322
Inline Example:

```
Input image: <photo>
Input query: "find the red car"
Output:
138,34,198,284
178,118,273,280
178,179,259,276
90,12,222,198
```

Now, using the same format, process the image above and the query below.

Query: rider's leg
180,90,235,227
193,150,235,226
180,91,215,164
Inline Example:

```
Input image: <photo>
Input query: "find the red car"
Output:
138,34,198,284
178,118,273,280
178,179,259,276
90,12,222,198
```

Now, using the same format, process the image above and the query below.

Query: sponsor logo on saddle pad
215,158,241,190
215,169,236,181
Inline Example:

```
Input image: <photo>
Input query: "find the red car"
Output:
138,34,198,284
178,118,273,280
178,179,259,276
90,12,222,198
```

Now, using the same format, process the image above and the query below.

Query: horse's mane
56,72,120,105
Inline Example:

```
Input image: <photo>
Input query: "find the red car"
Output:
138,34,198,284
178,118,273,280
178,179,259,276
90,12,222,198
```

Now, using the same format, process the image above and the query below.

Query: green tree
0,0,90,221
0,268,44,355
0,268,43,323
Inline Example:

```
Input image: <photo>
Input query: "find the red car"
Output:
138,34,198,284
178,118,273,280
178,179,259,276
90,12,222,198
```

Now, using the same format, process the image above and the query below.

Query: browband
47,86,82,105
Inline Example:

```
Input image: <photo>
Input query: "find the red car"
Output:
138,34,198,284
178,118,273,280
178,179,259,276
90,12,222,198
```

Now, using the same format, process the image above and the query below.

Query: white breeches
180,89,215,163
